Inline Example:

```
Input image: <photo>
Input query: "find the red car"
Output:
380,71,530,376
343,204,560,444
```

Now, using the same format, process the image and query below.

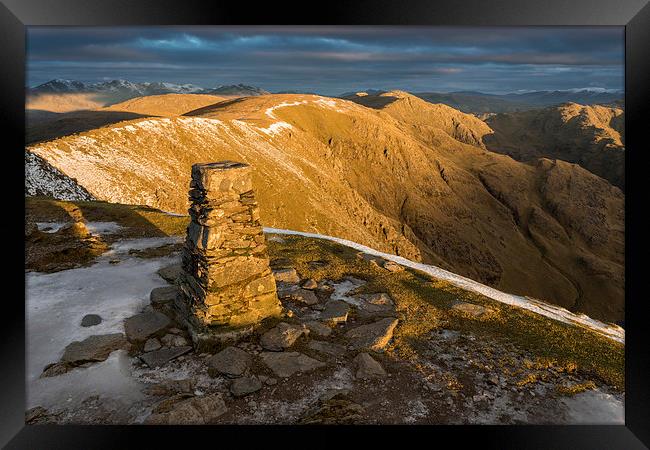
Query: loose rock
80,314,102,327
383,261,404,272
287,288,319,306
207,346,252,378
145,393,227,424
353,352,387,379
161,334,188,347
301,278,318,290
124,311,171,343
139,346,192,368
144,338,162,352
157,263,183,284
260,322,309,351
344,318,399,351
272,268,300,283
230,376,263,397
308,340,346,356
260,351,326,378
303,320,332,337
150,286,180,307
451,301,492,318
319,300,350,323
61,333,128,365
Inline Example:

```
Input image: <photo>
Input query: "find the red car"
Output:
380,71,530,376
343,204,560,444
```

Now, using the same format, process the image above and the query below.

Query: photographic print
24,26,625,425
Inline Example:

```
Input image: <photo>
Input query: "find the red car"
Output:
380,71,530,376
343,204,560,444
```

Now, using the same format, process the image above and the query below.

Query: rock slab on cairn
177,161,282,348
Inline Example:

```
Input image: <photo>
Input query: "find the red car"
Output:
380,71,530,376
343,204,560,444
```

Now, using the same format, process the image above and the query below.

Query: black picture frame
2,0,649,447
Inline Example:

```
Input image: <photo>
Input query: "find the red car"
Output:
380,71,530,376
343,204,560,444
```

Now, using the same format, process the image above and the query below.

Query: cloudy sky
27,26,624,95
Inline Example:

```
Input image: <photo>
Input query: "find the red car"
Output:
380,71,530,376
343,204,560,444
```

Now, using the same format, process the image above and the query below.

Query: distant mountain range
342,88,623,113
30,79,624,113
29,79,269,101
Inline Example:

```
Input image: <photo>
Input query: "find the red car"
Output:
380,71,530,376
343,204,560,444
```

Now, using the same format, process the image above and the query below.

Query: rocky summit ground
25,198,624,425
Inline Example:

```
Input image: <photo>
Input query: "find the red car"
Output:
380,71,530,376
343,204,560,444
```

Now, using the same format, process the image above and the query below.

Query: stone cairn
176,161,282,350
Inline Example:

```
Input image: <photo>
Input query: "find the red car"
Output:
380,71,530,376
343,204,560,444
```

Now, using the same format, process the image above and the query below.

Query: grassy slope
25,196,624,390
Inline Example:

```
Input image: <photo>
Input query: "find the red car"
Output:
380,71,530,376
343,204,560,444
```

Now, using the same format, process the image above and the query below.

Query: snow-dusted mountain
30,79,263,98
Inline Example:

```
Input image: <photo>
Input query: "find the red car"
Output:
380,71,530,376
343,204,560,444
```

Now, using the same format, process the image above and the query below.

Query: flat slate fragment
124,311,171,343
61,333,127,364
140,346,192,368
260,351,326,378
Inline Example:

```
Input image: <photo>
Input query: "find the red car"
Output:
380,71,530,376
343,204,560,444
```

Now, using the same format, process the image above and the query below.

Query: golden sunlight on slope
103,93,227,117
26,93,624,323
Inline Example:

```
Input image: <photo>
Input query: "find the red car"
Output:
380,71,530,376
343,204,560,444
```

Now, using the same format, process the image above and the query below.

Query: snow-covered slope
25,151,94,201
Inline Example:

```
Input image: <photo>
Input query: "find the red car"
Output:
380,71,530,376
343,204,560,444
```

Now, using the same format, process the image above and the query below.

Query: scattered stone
168,327,183,335
61,333,128,365
316,281,335,294
40,362,69,378
267,235,285,243
260,351,326,378
287,288,319,305
124,311,171,343
265,377,278,386
144,338,162,352
80,314,102,327
161,334,188,347
139,346,192,368
25,406,48,424
301,394,364,424
308,260,329,270
260,322,309,351
145,393,228,424
308,340,346,356
382,261,404,272
207,346,252,378
450,301,492,318
230,376,262,397
304,320,332,337
157,263,183,284
353,353,387,379
150,286,180,307
109,259,120,265
319,388,351,402
319,300,350,323
273,268,300,283
301,278,318,290
344,318,399,351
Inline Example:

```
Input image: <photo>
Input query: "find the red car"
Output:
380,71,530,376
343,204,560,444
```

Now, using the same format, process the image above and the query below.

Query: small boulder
40,362,70,378
260,322,309,351
344,318,398,351
144,338,162,352
272,268,300,283
157,264,183,284
207,346,252,378
80,314,102,327
61,333,128,365
301,279,318,290
139,346,192,368
230,376,263,397
287,288,319,306
319,300,350,323
450,301,492,318
308,340,346,356
382,261,404,273
161,334,188,347
150,286,180,307
353,353,387,379
260,351,326,378
124,311,171,343
145,393,227,425
304,321,332,337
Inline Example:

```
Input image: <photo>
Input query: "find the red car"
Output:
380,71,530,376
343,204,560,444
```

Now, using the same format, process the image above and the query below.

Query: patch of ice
106,236,183,255
328,277,366,306
85,221,124,235
27,350,144,411
264,228,625,344
36,222,68,233
561,390,624,424
26,240,181,408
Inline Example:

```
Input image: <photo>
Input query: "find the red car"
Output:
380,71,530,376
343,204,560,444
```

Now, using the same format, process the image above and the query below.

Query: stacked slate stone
178,161,282,339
